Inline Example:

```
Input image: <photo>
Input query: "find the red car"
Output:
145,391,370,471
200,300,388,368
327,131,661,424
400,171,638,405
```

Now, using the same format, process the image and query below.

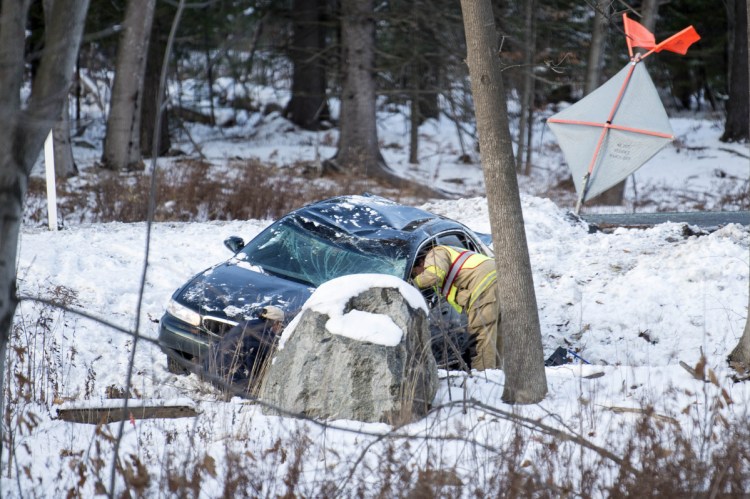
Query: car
158,194,493,374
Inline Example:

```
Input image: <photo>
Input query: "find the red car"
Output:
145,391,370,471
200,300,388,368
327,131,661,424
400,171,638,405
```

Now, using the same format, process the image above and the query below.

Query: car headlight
166,299,201,327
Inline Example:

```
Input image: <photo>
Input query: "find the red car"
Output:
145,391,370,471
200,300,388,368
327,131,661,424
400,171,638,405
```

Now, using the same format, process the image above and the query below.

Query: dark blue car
158,194,492,373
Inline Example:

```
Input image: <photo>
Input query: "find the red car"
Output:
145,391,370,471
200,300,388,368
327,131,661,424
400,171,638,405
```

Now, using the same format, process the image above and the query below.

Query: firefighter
411,245,500,370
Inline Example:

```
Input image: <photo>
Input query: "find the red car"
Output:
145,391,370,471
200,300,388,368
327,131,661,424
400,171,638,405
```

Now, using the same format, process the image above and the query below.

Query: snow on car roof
297,195,440,234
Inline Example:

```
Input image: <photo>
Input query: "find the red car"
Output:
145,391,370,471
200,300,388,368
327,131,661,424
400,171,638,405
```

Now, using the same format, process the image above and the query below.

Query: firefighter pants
467,299,500,370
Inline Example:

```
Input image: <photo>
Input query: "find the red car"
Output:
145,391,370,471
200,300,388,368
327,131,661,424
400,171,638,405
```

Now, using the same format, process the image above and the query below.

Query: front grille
202,316,239,338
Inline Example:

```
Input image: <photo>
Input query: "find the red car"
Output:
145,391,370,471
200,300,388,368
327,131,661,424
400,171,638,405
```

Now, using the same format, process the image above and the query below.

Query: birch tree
0,0,89,462
459,0,547,404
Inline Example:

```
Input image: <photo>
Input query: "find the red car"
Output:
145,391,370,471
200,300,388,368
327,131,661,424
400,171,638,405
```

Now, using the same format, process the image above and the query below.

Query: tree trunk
141,7,171,158
595,1,662,207
52,98,78,178
721,0,749,142
640,0,660,32
102,0,156,170
326,0,399,186
0,0,89,467
409,12,421,166
460,0,547,404
39,0,78,179
332,0,380,173
417,28,440,122
727,0,750,369
284,0,330,130
417,63,440,122
584,0,607,95
516,0,535,173
729,288,750,368
585,0,625,206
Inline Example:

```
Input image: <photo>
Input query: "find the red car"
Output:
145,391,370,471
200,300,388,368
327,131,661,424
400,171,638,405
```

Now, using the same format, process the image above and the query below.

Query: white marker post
44,130,58,231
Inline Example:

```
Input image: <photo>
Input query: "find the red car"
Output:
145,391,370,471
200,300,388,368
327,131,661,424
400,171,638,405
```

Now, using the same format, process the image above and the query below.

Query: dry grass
24,158,433,226
11,160,750,496
5,294,750,496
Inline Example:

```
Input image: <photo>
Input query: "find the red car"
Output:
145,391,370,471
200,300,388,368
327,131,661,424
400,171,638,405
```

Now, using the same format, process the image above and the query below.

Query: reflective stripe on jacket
414,246,497,313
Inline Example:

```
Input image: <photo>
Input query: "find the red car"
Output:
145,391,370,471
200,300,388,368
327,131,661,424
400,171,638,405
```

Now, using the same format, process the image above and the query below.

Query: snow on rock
279,273,427,348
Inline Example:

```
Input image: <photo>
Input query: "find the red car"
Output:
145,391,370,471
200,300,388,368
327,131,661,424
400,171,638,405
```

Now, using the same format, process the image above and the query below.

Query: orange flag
622,14,700,57
654,26,701,55
623,15,656,51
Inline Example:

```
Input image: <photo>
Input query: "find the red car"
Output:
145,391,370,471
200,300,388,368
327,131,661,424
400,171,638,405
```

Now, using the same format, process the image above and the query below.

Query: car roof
283,195,488,257
289,193,475,242
293,194,444,234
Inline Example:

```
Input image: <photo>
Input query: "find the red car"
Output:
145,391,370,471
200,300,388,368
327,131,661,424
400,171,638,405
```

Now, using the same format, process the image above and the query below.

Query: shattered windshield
240,215,410,287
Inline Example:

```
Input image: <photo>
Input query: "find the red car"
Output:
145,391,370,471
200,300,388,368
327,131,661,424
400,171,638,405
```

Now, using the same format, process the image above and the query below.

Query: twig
109,0,186,497
718,147,750,159
600,405,680,425
463,399,635,473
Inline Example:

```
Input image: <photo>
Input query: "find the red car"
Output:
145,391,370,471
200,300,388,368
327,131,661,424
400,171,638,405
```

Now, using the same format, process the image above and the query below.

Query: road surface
580,211,749,232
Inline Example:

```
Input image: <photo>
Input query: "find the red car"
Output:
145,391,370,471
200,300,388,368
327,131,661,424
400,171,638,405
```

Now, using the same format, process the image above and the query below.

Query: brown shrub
24,158,422,225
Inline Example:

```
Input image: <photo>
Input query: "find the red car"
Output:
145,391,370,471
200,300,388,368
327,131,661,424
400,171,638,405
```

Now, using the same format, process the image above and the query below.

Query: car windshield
240,215,410,287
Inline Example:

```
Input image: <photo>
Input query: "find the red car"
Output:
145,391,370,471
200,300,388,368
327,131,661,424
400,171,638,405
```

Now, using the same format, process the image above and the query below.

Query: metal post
44,130,58,231
574,173,590,215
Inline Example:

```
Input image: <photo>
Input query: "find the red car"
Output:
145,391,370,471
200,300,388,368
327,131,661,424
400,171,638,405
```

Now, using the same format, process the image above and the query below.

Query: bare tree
721,0,749,142
141,6,172,158
325,0,401,187
516,0,536,174
102,0,156,170
459,0,547,404
0,0,89,463
584,0,608,96
730,284,750,370
727,0,750,370
588,1,624,206
39,0,79,179
640,0,660,32
285,0,330,130
50,99,78,178
596,1,661,206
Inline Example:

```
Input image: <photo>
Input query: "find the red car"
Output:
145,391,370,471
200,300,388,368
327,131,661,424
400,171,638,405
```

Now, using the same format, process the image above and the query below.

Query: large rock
259,274,438,424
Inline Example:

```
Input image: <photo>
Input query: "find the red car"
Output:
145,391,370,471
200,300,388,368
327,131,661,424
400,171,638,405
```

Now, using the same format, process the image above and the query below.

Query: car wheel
166,351,192,375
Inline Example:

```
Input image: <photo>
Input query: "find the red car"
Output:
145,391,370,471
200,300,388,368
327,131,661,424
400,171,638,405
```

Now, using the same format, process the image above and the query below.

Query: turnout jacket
413,246,497,313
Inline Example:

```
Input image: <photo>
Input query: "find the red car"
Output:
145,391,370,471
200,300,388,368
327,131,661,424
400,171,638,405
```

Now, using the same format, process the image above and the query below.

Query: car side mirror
224,236,245,253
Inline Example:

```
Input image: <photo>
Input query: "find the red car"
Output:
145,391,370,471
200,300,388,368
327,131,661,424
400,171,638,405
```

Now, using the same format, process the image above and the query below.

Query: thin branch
15,295,161,348
464,398,634,472
108,0,186,496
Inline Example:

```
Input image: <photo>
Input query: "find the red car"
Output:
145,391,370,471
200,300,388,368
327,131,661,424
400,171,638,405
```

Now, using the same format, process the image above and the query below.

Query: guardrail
580,211,750,232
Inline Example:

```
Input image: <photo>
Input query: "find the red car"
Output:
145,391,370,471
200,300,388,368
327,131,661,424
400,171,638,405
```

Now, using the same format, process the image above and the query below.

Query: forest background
27,0,749,212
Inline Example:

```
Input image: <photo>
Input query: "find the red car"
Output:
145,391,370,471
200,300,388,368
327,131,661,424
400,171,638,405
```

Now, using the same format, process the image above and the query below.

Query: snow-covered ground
5,93,749,495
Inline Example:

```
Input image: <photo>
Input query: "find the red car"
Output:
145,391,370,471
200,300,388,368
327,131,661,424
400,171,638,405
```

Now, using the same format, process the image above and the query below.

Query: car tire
166,351,192,375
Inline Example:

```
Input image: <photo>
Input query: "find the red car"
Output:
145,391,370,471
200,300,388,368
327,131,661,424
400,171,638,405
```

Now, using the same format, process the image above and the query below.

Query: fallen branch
57,405,199,424
718,147,750,159
601,405,679,426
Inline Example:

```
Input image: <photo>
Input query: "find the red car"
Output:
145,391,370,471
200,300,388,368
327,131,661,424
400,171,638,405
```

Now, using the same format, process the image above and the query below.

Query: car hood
175,258,314,321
